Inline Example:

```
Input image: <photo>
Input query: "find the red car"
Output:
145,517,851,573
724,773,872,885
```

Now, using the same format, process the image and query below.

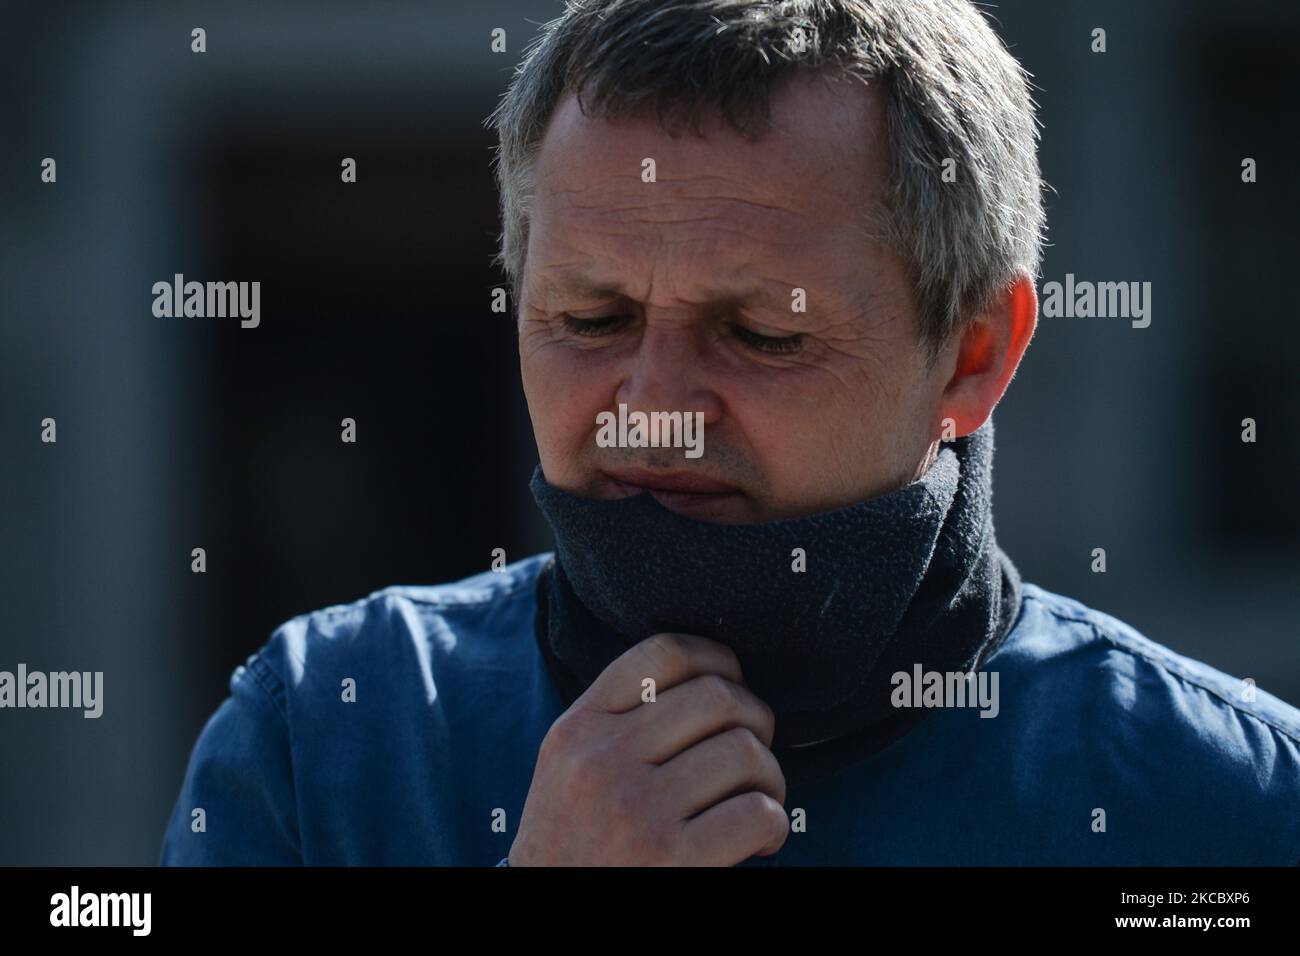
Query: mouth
600,467,743,516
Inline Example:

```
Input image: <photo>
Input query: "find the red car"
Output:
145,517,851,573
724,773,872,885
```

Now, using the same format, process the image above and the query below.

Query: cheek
520,341,622,459
724,365,862,444
713,375,836,485
725,367,897,496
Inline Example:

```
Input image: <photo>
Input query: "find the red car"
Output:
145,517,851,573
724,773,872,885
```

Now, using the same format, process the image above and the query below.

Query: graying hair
485,0,1046,362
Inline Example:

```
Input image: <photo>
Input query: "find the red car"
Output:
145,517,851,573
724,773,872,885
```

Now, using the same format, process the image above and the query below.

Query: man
160,0,1300,866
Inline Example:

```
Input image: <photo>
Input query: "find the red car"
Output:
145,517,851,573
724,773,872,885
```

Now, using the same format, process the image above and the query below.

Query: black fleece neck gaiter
529,418,1023,786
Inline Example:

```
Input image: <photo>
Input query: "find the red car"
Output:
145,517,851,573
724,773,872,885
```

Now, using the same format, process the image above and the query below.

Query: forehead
528,71,892,304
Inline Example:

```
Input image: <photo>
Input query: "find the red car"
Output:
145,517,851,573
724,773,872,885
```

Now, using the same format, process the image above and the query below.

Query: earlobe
937,272,1038,438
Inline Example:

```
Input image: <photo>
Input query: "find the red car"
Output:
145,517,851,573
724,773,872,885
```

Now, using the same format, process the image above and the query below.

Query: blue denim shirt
159,552,1300,865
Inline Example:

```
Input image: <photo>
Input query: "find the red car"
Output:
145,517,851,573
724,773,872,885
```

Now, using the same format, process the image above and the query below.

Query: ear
937,272,1037,437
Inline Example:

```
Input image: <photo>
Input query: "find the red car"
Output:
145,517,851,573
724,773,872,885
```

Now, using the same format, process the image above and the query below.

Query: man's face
519,72,952,523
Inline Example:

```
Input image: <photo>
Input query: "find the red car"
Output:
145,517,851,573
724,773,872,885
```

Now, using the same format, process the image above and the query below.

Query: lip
601,467,740,495
600,467,743,515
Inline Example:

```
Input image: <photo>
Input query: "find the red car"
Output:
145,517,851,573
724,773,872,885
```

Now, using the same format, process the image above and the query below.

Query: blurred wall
0,0,1295,865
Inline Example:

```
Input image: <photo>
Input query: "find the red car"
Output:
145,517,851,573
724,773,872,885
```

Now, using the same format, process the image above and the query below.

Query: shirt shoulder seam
376,564,545,609
239,653,290,727
1022,590,1300,745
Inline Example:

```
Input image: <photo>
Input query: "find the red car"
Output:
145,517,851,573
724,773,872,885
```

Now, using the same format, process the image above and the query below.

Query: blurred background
0,0,1296,864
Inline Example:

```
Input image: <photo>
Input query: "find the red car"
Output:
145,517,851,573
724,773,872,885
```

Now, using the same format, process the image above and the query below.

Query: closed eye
561,313,633,337
729,323,804,355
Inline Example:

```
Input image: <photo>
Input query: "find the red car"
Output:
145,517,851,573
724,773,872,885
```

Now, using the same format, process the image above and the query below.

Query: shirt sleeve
158,654,302,865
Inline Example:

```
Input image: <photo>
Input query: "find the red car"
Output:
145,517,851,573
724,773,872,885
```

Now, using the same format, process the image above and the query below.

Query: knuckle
726,724,765,761
702,674,741,715
727,728,785,804
718,643,744,674
729,683,775,743
545,722,617,789
643,632,687,673
746,791,790,845
540,711,580,758
768,760,788,806
766,802,792,847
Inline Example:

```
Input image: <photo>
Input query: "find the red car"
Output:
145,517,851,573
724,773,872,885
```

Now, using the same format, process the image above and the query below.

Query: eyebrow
533,269,798,314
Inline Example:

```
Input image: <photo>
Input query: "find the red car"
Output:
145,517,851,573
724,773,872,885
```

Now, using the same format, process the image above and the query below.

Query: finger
624,672,777,763
580,632,747,714
656,726,787,819
677,790,791,866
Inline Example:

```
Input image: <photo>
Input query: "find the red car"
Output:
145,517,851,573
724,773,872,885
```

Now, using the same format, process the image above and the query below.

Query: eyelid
559,311,803,354
728,321,804,354
741,319,797,338
561,312,632,336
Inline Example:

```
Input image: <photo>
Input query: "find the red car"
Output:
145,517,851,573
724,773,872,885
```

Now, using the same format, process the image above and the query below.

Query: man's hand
509,632,789,865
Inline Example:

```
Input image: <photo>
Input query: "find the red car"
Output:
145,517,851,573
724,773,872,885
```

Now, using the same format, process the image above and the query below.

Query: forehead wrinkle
534,259,811,317
533,181,890,325
548,189,813,243
537,209,827,302
531,231,887,330
657,172,809,216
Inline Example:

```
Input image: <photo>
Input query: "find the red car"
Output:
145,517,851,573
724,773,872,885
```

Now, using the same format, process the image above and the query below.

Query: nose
612,323,724,425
